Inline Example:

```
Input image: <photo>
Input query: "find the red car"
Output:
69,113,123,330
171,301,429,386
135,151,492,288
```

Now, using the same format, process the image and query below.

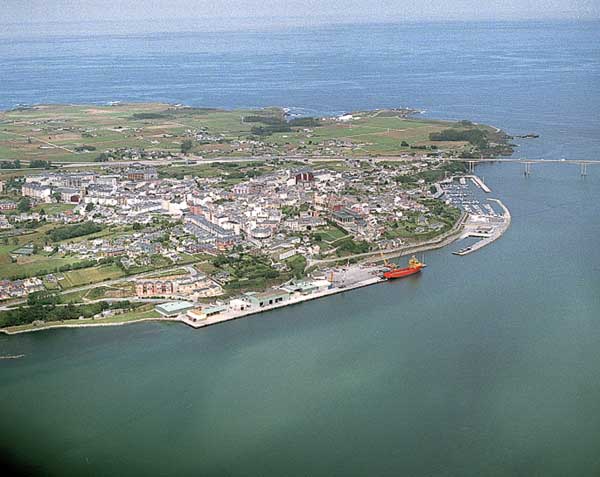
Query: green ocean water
1,20,600,476
1,162,599,476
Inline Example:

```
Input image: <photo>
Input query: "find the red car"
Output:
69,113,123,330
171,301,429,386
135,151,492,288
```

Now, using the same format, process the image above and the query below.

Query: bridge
441,157,597,176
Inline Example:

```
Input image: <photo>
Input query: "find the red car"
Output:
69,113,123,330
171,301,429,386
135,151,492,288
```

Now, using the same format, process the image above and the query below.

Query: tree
39,208,47,216
181,139,193,155
17,197,31,213
30,160,51,169
85,202,94,212
95,153,110,162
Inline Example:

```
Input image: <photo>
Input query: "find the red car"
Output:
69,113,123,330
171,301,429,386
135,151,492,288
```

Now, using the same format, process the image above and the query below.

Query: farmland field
0,104,506,164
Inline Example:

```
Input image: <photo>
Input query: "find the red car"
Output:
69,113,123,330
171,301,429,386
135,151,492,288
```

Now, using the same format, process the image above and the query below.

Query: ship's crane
379,249,395,270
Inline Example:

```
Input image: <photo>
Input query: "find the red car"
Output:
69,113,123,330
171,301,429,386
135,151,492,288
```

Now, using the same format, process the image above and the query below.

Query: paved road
50,154,600,169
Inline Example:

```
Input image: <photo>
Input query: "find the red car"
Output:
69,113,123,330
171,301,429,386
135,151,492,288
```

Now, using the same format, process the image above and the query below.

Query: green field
32,203,75,215
314,225,348,243
59,264,125,289
0,222,129,280
61,282,135,303
0,104,507,164
0,254,81,280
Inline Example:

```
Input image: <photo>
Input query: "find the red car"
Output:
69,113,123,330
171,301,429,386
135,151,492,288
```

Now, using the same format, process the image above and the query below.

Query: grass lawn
32,203,75,215
59,264,125,289
2,305,163,334
145,268,189,279
315,225,348,243
194,260,217,275
0,254,81,280
60,282,134,303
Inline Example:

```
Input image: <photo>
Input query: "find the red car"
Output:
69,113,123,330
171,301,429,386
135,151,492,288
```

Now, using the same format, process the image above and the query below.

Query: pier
468,175,491,192
453,199,511,256
180,274,385,329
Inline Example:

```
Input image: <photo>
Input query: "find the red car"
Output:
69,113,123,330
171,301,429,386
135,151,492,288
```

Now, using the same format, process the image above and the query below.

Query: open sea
1,20,599,476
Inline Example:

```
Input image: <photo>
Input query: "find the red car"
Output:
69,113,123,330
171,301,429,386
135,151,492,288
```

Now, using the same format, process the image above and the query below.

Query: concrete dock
468,175,492,193
180,275,385,329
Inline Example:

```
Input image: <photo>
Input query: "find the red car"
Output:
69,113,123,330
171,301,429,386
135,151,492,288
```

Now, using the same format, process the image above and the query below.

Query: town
0,105,512,332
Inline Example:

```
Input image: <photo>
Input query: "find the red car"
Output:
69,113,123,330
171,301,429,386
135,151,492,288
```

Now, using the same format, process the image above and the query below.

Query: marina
441,175,512,256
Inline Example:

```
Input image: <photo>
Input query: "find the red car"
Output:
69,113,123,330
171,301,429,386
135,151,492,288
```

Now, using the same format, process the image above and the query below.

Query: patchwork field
0,103,506,164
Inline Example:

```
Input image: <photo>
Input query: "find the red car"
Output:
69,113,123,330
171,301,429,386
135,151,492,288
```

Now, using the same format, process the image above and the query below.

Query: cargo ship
381,255,425,279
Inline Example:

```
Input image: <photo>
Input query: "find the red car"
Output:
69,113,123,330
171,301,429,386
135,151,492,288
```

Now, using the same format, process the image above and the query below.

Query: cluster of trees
393,161,467,187
288,117,321,127
214,254,280,290
180,139,194,154
429,128,488,149
394,174,418,185
46,222,103,242
250,124,292,136
130,112,170,120
243,115,285,125
244,115,321,129
17,197,31,212
94,152,111,162
1,160,52,169
420,199,461,224
335,238,371,257
286,255,307,279
0,160,22,169
0,300,137,328
29,160,52,169
74,145,96,152
243,114,294,136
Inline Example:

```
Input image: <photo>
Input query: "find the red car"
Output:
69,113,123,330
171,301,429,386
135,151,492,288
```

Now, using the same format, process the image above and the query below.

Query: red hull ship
382,255,425,279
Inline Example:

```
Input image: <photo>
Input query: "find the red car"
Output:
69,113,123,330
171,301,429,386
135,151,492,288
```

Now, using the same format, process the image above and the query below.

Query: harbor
180,266,385,329
441,175,512,256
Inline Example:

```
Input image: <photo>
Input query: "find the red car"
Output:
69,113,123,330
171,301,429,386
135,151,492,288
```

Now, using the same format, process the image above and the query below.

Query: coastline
0,176,511,336
0,216,468,335
0,316,173,335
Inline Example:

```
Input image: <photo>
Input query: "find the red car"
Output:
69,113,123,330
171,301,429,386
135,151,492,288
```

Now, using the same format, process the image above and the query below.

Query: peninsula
0,104,513,333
